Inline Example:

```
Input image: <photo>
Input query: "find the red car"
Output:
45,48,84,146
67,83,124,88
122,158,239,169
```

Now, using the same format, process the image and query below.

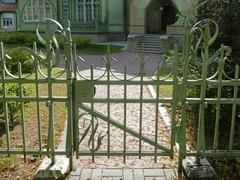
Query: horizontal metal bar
185,150,240,157
83,98,174,103
92,80,174,85
186,98,240,104
0,96,68,102
0,79,68,84
77,150,172,156
0,148,66,155
187,80,240,86
76,79,240,86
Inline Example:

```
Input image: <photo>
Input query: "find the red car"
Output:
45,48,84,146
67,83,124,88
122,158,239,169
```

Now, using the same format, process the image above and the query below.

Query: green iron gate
0,19,75,170
0,18,240,177
72,47,179,162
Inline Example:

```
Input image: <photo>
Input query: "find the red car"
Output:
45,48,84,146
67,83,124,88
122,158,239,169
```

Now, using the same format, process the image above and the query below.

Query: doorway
146,0,177,34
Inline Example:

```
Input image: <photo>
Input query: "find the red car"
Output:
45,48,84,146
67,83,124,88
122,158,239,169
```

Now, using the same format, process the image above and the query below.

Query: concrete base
34,156,69,179
181,156,217,180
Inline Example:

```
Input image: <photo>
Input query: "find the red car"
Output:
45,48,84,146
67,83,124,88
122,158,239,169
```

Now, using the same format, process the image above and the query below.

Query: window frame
2,17,14,28
76,0,100,22
22,0,56,22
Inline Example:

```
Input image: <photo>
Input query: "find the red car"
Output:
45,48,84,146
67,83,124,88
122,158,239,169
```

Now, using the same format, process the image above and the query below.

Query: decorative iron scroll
1,18,71,80
189,19,232,80
78,112,107,152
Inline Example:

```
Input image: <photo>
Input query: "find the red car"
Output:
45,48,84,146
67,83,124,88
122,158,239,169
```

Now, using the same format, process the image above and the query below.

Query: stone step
133,34,170,54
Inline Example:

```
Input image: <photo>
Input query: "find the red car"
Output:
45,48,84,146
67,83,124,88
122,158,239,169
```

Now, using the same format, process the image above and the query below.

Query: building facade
1,0,183,41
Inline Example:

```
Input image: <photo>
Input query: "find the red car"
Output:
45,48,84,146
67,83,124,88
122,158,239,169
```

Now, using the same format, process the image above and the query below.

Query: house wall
108,0,124,32
129,0,151,33
17,0,57,32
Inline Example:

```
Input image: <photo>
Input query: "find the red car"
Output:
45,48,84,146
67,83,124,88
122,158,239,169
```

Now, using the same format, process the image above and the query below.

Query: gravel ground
71,52,177,169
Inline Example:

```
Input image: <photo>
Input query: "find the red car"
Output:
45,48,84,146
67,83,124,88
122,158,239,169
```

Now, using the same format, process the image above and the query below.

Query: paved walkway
68,168,177,180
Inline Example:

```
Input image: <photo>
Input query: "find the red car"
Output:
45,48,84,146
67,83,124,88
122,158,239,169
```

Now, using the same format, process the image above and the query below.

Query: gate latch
74,80,96,103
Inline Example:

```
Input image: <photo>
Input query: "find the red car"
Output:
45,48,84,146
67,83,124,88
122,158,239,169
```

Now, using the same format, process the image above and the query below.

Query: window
3,17,13,27
62,0,69,20
2,0,16,3
76,0,100,22
22,0,55,22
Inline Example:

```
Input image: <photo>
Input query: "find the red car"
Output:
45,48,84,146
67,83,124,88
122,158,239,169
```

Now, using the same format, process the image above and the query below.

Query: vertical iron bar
197,23,210,156
171,44,179,158
18,63,26,162
34,43,42,154
123,66,127,163
45,20,55,164
213,46,224,151
139,46,144,159
1,42,10,155
73,43,78,154
65,21,74,170
154,65,160,162
179,23,191,157
91,65,95,162
229,65,239,150
107,44,111,157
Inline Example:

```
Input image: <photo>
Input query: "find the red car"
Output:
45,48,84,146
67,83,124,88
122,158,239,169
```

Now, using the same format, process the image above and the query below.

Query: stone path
68,168,177,180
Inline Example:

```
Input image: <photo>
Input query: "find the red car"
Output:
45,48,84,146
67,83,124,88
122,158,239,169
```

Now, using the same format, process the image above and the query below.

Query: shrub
0,32,38,47
197,0,240,63
0,84,31,125
5,47,35,74
73,37,91,49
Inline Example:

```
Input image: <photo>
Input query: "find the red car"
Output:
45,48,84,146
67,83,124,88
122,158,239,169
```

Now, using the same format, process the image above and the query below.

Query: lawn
156,67,173,98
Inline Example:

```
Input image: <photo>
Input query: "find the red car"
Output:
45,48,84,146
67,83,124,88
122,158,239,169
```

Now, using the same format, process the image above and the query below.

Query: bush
0,32,38,47
73,37,91,49
197,0,240,63
0,84,31,125
5,47,35,74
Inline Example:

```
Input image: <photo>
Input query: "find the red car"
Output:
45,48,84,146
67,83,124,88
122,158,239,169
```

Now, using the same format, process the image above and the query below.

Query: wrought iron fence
0,18,239,175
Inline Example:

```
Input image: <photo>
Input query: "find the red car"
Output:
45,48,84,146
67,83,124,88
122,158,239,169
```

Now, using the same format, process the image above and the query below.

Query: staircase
134,34,170,54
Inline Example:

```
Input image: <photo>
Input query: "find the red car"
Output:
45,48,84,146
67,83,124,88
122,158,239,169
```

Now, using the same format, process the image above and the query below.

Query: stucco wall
18,0,57,32
129,0,151,33
108,0,124,32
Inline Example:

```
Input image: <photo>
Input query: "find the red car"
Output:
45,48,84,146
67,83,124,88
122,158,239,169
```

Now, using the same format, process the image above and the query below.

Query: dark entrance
146,0,177,34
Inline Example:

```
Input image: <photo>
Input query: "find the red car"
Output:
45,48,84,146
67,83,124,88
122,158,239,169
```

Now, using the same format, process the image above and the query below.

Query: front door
146,0,177,34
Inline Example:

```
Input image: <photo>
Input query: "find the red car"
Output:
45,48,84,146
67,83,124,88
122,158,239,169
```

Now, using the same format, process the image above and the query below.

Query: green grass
75,44,123,55
0,155,17,172
3,43,123,55
156,67,173,97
